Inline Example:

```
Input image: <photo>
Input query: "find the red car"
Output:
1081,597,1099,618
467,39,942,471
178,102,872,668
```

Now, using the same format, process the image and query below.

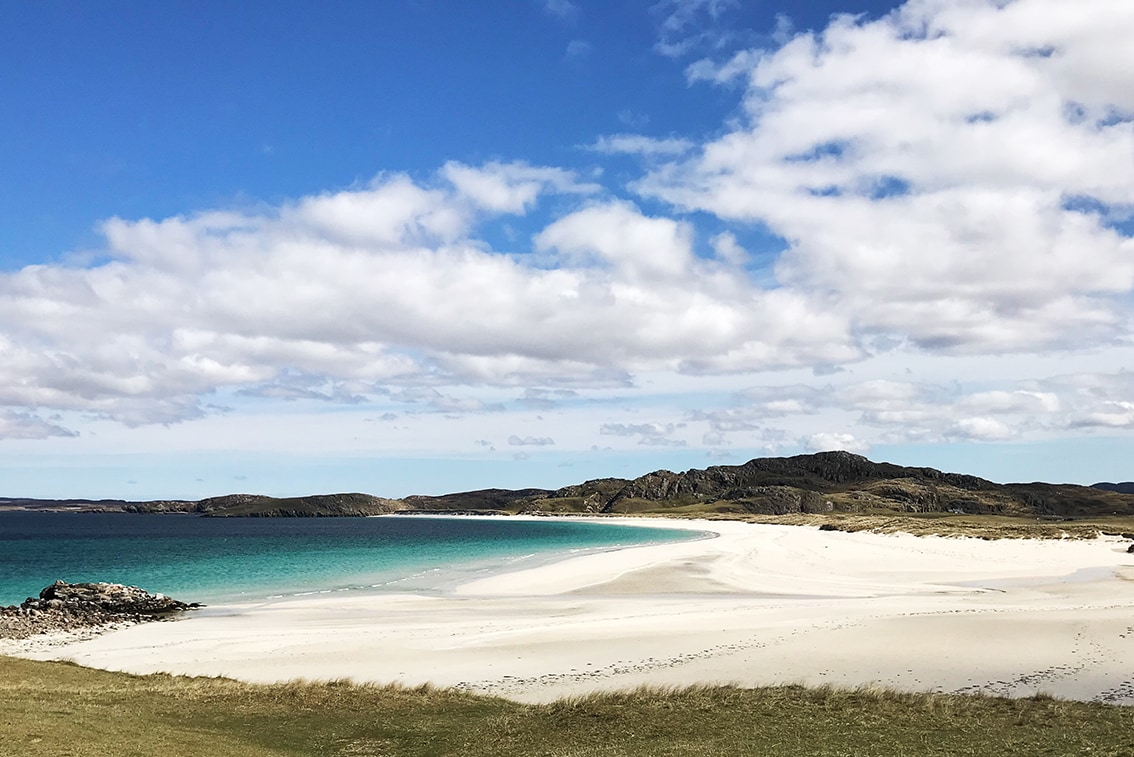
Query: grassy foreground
3,657,1132,756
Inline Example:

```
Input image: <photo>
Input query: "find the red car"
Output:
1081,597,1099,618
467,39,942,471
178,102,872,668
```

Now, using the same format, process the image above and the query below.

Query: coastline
5,516,1134,704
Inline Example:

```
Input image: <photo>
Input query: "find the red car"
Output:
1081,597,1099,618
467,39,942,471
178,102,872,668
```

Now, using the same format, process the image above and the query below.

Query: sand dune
10,518,1134,704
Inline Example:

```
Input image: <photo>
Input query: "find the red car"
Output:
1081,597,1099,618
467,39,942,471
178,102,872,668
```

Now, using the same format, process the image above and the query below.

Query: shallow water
0,512,698,605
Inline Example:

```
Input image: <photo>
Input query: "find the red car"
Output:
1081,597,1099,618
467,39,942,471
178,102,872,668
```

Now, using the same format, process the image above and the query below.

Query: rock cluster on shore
0,580,201,640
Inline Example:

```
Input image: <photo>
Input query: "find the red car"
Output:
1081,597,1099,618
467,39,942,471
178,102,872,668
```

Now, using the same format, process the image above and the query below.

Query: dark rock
1127,543,1134,554
1,581,201,640
1092,482,1134,495
37,579,196,615
400,489,549,513
578,451,1134,518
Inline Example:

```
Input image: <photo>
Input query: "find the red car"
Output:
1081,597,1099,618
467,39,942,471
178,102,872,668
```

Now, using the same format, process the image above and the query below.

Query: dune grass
609,508,1134,541
730,511,1134,540
2,656,1133,756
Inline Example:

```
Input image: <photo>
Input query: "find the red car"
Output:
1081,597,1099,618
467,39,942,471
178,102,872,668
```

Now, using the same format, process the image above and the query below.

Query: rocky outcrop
0,497,196,513
603,451,998,510
401,489,551,513
0,581,201,640
524,451,1134,518
187,492,403,517
1093,482,1134,495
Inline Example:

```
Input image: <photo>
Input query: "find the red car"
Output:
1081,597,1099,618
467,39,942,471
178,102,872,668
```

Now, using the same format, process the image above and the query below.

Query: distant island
5,450,1134,520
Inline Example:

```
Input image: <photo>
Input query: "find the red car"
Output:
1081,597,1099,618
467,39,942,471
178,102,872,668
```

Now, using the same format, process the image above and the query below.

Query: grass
2,657,1133,756
729,511,1134,540
582,508,1134,541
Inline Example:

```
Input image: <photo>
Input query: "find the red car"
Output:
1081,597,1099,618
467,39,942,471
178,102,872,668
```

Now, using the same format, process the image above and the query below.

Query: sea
0,512,701,606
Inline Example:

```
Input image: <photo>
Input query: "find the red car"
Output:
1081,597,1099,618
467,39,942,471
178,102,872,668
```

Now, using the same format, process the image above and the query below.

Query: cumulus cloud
1040,370,1134,430
947,417,1014,441
681,368,1134,451
1069,402,1134,429
802,431,870,454
442,161,598,214
6,0,1134,463
639,0,1134,353
0,166,861,426
536,201,695,280
736,384,831,417
601,421,687,446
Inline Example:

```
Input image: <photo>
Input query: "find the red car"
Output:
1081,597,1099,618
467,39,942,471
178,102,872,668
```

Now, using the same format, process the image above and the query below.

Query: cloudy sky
3,0,1134,498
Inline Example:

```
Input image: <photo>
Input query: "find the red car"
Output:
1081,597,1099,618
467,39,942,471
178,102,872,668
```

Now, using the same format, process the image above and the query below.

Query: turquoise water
0,513,701,605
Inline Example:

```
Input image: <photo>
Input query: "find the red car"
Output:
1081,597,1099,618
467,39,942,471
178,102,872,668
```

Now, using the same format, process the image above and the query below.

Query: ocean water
0,512,700,605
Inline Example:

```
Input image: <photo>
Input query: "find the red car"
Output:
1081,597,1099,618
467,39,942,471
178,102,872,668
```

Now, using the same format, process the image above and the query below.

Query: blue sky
3,0,1134,499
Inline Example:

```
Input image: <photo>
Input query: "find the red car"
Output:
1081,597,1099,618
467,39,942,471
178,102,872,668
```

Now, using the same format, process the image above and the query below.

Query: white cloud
508,435,556,446
541,0,578,21
0,170,857,427
956,390,1060,415
535,201,696,280
652,0,741,58
586,134,695,157
640,0,1134,354
734,384,830,417
519,388,578,410
947,417,1014,441
802,431,870,454
679,363,1134,451
289,177,467,246
6,0,1134,477
600,421,688,446
618,110,650,128
565,39,592,60
685,48,762,85
1069,402,1134,429
442,161,598,214
0,411,78,440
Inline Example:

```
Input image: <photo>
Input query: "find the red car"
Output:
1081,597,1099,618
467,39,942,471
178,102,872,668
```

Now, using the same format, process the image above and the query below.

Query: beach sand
7,517,1134,704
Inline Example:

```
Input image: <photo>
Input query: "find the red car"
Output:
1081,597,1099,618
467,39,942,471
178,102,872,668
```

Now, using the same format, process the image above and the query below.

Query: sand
6,517,1134,704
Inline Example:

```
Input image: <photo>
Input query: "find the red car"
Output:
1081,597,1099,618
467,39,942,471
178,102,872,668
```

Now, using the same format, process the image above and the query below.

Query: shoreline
0,510,708,607
5,516,1134,704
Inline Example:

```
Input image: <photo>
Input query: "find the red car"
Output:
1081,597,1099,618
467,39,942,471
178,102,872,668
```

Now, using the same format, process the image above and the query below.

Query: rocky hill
517,451,1134,518
184,492,402,517
1,493,401,517
5,451,1134,518
1093,482,1134,495
0,497,194,512
400,488,550,513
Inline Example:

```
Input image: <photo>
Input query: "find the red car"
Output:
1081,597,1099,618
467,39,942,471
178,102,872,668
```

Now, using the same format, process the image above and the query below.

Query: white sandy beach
7,517,1134,704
